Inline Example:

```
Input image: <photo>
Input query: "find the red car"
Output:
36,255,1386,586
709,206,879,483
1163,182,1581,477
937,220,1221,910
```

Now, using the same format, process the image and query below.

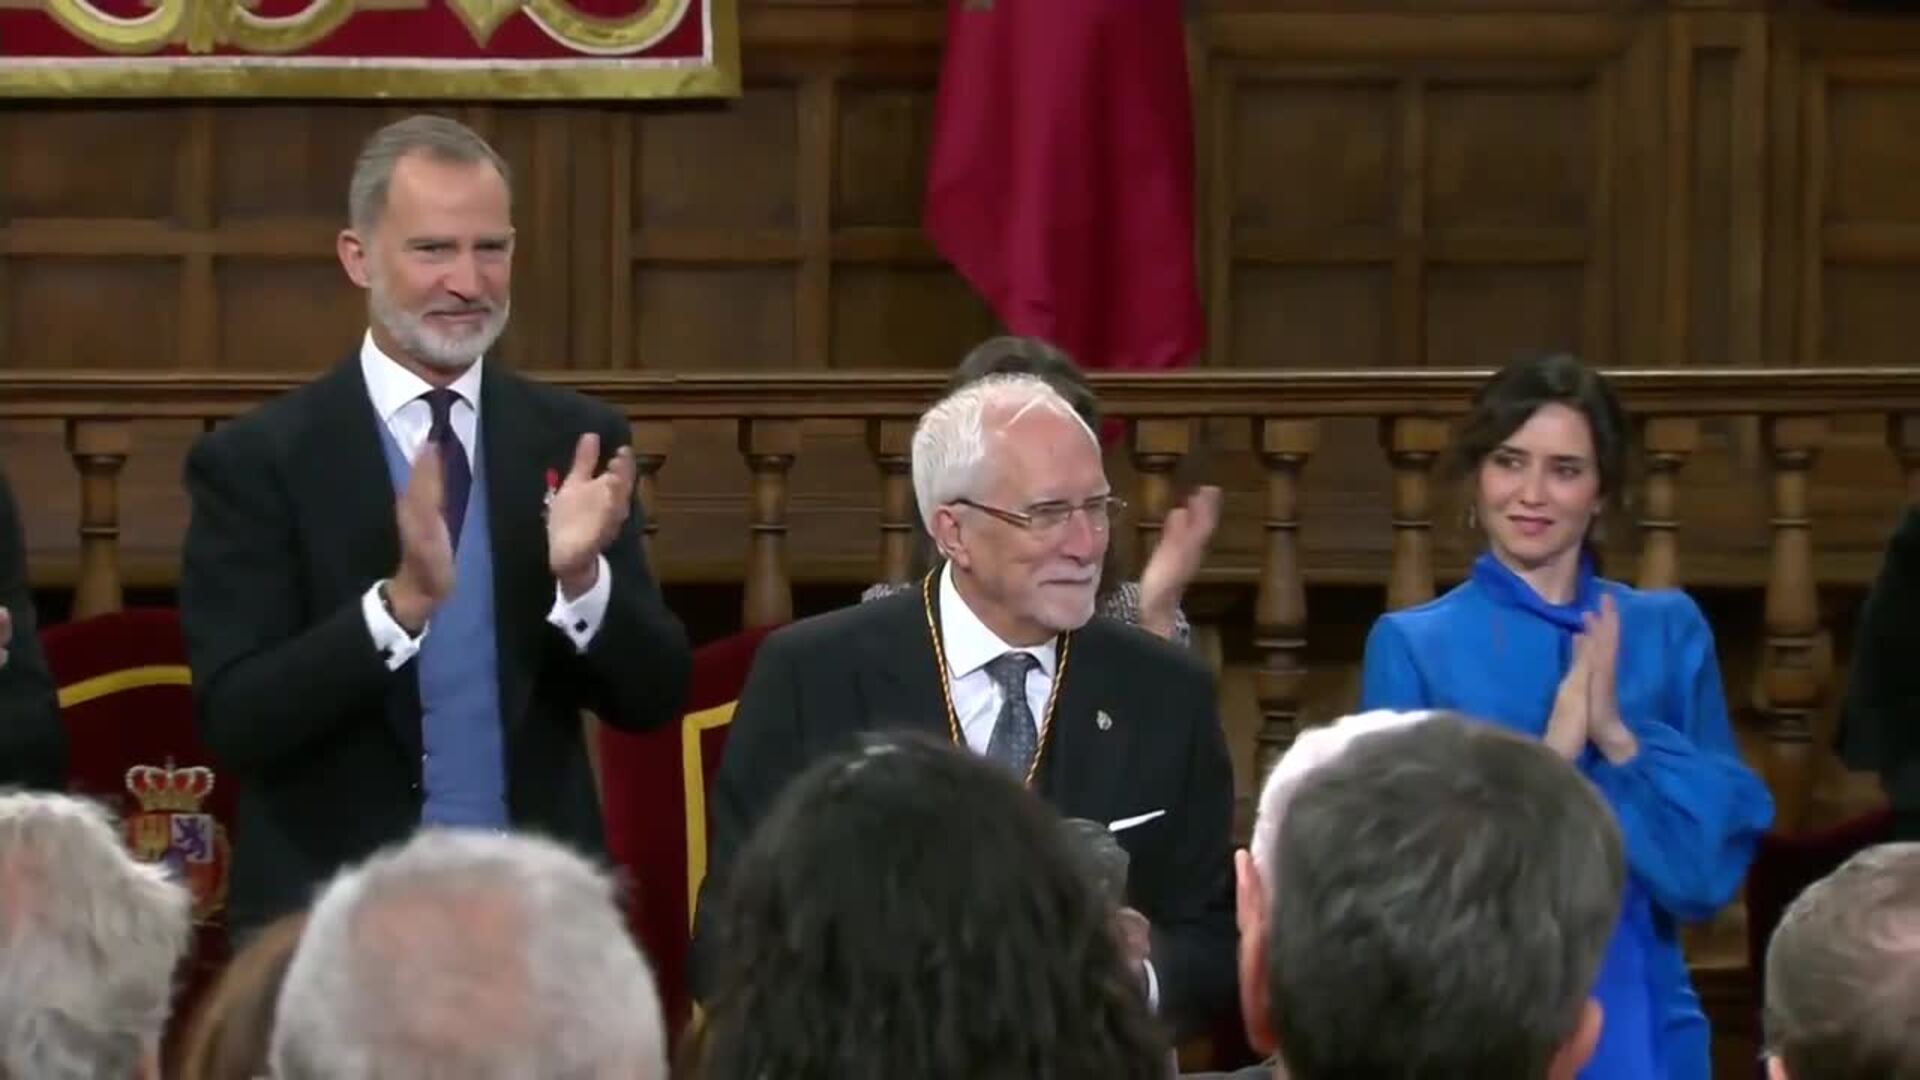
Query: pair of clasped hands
1544,594,1639,766
383,433,637,633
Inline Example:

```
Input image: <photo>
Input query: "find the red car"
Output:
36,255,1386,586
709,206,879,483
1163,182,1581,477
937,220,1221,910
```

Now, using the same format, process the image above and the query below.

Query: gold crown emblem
124,762,215,813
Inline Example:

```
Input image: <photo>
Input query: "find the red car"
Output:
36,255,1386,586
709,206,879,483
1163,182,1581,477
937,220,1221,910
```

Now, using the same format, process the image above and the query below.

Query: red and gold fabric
0,0,738,99
39,607,235,1059
597,622,774,1035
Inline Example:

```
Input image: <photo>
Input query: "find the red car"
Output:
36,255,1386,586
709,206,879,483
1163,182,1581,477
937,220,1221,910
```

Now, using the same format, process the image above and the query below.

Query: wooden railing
6,366,1920,831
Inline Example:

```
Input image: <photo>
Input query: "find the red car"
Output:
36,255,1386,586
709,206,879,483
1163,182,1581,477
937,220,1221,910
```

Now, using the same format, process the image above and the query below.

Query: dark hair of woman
689,732,1168,1080
1455,353,1632,561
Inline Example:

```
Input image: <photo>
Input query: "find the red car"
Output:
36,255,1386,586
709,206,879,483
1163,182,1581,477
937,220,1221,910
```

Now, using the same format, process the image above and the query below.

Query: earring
1465,506,1478,530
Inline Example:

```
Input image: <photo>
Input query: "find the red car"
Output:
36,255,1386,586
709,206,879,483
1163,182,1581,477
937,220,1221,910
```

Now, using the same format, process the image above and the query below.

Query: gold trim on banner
42,0,187,55
0,0,739,98
523,0,684,55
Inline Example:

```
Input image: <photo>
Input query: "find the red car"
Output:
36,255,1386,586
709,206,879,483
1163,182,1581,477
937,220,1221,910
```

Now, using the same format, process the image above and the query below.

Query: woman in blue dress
1358,353,1775,1080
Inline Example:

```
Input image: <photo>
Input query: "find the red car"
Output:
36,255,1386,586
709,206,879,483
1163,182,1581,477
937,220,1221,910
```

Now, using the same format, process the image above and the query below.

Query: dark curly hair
689,732,1168,1080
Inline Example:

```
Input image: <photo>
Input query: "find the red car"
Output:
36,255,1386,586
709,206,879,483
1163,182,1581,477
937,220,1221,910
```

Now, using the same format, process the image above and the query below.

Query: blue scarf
1469,550,1600,634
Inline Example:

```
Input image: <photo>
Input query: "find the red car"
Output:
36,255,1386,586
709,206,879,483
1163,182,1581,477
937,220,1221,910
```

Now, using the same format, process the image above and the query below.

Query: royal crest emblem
123,761,230,925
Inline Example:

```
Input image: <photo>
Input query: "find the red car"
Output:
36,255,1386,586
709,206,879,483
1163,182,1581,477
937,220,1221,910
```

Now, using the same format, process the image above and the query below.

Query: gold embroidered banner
0,0,738,98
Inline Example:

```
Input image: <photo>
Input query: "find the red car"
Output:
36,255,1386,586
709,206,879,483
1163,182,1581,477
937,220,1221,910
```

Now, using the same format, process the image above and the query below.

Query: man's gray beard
369,286,509,372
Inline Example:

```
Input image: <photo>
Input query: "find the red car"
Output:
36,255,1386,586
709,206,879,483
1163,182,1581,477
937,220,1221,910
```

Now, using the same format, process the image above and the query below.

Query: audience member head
1238,714,1623,1080
0,790,193,1080
1456,353,1630,578
696,731,1167,1080
951,336,1100,429
337,114,514,376
1763,842,1920,1080
913,374,1116,645
175,910,306,1080
269,829,666,1080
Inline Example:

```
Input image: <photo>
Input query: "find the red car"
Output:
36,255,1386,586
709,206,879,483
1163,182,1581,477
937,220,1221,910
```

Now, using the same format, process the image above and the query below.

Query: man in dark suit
690,373,1235,1037
180,115,690,934
1839,504,1920,840
0,466,63,789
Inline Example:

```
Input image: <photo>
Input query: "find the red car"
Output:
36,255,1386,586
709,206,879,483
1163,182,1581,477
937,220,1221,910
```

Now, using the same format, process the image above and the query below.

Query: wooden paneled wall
5,1,1920,595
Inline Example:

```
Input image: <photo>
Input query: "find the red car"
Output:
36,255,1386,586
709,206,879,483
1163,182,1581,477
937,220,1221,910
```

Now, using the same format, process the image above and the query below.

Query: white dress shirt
938,562,1056,753
357,332,612,670
936,562,1159,1008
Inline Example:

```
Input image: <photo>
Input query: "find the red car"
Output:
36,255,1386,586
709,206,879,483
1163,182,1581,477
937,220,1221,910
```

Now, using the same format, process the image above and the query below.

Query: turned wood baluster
1129,419,1193,573
867,419,917,585
740,420,799,628
66,419,131,620
1382,417,1449,610
629,420,673,567
1254,419,1319,777
1758,416,1828,832
1891,413,1920,506
1635,418,1700,591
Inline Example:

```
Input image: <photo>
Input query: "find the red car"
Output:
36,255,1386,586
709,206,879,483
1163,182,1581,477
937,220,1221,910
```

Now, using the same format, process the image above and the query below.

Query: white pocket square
1108,810,1167,833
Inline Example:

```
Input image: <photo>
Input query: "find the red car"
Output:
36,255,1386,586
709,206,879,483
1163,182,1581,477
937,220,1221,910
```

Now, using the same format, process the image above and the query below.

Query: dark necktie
984,652,1040,778
422,388,471,551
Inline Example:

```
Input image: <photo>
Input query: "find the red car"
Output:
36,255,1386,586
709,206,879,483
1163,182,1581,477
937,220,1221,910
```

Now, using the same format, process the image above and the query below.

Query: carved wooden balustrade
6,367,1920,836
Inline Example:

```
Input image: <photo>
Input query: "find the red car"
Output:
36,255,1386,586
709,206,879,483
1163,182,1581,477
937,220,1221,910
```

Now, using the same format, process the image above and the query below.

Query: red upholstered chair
597,623,777,1038
38,607,236,1061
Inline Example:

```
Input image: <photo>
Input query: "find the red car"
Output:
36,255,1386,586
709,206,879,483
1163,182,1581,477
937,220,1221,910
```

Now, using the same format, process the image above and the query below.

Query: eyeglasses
953,495,1127,534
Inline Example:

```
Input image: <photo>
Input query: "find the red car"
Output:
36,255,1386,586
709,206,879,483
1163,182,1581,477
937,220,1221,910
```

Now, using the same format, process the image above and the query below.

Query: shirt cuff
362,582,426,672
1143,958,1160,1012
547,554,612,652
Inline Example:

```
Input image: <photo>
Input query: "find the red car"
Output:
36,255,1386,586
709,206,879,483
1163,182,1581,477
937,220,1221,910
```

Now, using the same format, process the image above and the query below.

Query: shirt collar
938,562,1057,680
358,329,485,425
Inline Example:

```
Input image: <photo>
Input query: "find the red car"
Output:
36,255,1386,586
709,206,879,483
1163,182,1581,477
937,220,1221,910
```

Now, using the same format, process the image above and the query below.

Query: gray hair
0,790,193,1080
910,373,1097,532
1248,708,1433,887
1264,714,1624,1079
1764,842,1920,1080
270,829,667,1080
348,114,512,234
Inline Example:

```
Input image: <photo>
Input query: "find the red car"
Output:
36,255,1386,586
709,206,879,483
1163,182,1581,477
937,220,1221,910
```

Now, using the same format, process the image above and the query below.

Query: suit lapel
479,365,549,731
855,583,952,741
1039,624,1135,820
298,356,416,756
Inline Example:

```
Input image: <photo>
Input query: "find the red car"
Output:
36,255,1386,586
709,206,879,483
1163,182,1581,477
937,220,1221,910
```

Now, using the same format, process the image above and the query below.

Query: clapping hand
1545,593,1637,764
1582,594,1637,764
547,432,637,599
386,442,456,634
0,605,11,669
1138,485,1221,640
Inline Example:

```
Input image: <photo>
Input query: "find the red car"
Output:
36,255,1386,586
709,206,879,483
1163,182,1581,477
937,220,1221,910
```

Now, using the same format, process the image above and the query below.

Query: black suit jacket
0,466,63,789
1840,504,1920,831
179,355,690,932
688,584,1237,1037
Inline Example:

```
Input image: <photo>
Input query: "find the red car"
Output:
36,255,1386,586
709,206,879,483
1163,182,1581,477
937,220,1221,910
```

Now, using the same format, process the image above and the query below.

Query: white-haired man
1210,710,1623,1080
1763,842,1920,1079
691,373,1236,1036
271,828,668,1080
0,790,193,1080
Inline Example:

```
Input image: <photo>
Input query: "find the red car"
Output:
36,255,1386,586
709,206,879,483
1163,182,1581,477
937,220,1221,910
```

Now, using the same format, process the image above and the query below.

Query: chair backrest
39,607,236,1062
597,623,777,1038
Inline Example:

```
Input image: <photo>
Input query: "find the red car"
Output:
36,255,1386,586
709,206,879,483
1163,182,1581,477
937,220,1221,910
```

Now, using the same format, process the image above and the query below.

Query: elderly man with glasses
689,372,1236,1039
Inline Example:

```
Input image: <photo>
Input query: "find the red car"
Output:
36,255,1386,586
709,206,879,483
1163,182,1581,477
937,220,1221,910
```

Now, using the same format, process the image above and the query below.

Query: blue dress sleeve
1359,616,1432,711
1584,593,1775,923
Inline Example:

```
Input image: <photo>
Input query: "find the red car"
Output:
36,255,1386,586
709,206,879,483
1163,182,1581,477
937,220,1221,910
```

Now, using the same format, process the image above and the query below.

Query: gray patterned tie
984,652,1040,777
